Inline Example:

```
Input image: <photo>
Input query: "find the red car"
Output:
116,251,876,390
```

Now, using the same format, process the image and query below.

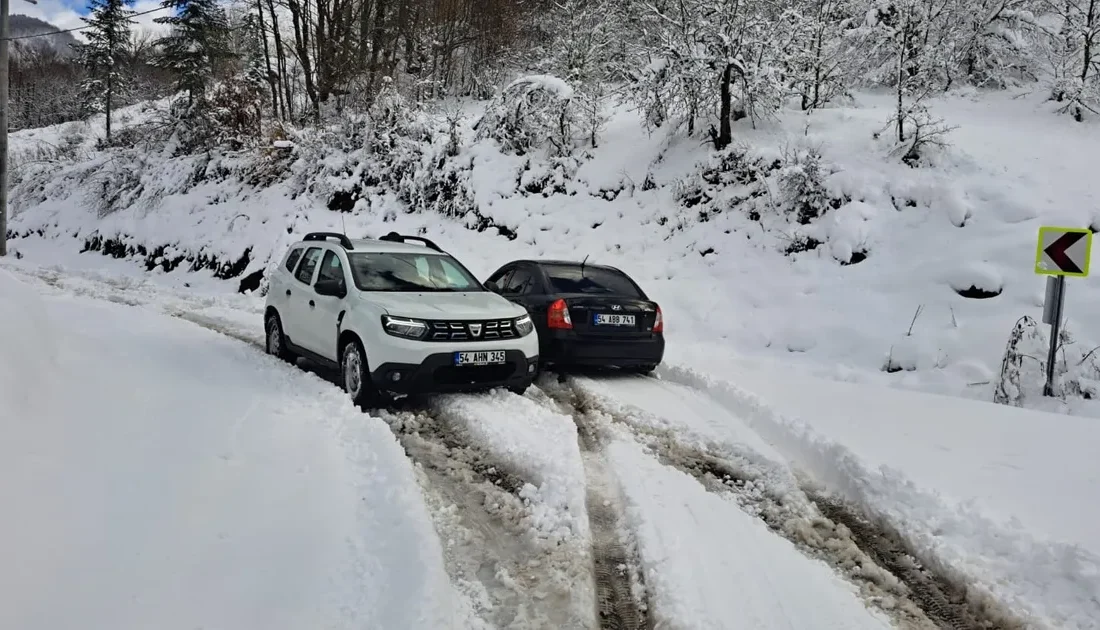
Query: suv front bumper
371,350,539,395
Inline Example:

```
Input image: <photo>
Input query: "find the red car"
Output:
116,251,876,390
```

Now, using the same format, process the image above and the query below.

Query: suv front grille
426,319,516,342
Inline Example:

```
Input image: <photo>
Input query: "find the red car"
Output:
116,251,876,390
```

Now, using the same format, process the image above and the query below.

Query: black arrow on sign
1045,231,1086,273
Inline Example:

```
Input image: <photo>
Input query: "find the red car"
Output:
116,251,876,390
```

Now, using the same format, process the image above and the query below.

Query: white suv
263,232,539,407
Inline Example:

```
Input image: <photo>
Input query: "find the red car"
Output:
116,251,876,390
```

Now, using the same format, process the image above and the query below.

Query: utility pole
0,0,36,257
0,0,10,257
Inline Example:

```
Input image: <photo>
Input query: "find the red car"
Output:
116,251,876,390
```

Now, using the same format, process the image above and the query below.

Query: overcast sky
15,0,170,41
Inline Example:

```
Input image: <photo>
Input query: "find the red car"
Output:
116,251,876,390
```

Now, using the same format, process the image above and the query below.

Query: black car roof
514,259,622,271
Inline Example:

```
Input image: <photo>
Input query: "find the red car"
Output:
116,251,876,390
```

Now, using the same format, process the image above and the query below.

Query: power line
2,5,170,41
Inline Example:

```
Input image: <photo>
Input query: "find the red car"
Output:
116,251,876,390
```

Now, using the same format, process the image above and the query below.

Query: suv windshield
543,264,642,297
347,252,484,292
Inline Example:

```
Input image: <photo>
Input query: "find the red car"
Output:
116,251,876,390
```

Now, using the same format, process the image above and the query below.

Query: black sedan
484,259,664,373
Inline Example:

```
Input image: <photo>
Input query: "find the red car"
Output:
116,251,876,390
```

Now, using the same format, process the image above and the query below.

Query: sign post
1034,226,1093,396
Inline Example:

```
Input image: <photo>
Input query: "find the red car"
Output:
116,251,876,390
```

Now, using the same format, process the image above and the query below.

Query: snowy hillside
8,15,78,60
7,85,1100,418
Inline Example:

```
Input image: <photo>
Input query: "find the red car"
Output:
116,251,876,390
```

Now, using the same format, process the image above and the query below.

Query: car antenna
580,254,588,276
340,213,348,241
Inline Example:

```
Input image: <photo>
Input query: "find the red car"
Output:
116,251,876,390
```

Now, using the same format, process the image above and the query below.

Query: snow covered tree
530,0,622,147
621,0,796,149
74,0,136,144
154,0,232,107
786,0,863,110
206,11,268,146
1040,0,1100,119
947,0,1045,88
854,0,959,161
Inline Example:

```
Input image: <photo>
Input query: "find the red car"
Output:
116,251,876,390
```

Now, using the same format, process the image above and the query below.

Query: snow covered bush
474,75,579,157
777,147,836,224
670,144,853,259
82,151,147,218
986,315,1100,405
994,316,1047,406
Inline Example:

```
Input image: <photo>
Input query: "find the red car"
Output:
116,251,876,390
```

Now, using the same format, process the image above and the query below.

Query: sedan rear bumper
542,331,664,368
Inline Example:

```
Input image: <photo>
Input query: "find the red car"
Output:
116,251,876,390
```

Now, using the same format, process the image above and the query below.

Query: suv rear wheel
341,338,380,409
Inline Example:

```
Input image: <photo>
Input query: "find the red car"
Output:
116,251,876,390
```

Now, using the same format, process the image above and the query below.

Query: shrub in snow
994,316,1048,406
474,74,579,157
947,263,1004,299
824,201,875,264
671,145,852,260
777,147,836,225
82,151,147,219
986,316,1100,405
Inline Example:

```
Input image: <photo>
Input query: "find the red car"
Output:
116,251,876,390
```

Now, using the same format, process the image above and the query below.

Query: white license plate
454,350,507,366
593,313,635,326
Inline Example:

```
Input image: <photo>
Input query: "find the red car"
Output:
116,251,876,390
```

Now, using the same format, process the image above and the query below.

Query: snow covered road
0,269,476,630
0,261,1044,629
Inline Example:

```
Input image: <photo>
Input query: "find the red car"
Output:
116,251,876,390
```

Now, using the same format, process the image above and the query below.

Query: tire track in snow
543,375,1028,630
529,382,654,630
812,496,1025,630
377,401,600,629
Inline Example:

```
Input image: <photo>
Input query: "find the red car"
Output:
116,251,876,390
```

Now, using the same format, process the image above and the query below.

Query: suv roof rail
303,232,354,249
378,231,443,252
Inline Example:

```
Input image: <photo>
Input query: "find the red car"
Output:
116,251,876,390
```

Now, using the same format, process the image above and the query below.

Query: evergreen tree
74,0,135,144
154,0,231,107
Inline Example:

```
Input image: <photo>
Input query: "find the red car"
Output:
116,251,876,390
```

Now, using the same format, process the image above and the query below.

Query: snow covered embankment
662,364,1100,630
0,269,478,630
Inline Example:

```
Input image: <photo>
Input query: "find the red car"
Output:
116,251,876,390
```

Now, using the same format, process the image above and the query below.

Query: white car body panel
366,291,528,320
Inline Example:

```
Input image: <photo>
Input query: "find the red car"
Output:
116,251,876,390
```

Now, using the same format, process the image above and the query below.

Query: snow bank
0,269,58,421
662,364,1100,630
432,389,589,543
0,289,475,630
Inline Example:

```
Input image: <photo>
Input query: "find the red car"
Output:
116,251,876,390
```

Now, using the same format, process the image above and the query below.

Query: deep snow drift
0,270,477,630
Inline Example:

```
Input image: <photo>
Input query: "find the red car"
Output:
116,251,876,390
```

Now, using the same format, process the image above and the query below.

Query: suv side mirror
315,277,346,298
484,280,499,292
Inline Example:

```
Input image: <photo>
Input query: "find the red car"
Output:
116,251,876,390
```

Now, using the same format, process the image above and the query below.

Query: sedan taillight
548,298,573,329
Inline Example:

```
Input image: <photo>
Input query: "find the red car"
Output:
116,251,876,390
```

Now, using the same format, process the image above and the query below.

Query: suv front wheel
265,312,297,364
341,338,380,409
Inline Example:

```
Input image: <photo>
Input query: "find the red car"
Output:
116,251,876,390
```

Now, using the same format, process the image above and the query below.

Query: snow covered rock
946,262,1003,299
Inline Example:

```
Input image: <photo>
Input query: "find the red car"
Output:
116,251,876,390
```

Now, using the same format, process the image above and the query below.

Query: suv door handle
308,299,316,308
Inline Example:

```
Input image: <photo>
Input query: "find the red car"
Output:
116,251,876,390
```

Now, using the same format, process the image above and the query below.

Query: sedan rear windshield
348,252,484,292
543,264,642,297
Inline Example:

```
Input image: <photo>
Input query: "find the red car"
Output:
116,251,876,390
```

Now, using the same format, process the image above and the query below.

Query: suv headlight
382,315,429,340
514,314,534,337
